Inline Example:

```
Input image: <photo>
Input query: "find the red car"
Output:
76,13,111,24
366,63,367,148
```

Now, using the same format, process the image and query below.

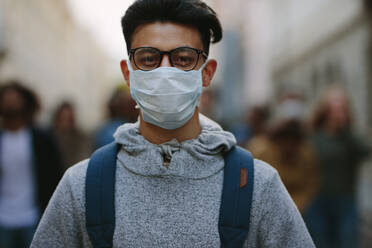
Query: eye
170,48,199,69
172,50,197,67
134,48,161,69
173,55,195,66
138,54,158,65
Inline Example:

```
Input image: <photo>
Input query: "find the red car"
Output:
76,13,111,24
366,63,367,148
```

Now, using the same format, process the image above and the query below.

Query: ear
120,60,130,87
202,59,217,87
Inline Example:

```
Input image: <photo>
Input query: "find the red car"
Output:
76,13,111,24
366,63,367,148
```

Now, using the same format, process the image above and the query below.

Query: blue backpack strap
219,145,255,248
85,142,120,248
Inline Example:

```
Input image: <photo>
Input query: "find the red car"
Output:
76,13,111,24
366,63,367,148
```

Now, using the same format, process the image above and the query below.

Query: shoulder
248,159,315,246
48,159,90,216
53,159,89,207
251,158,293,214
63,159,89,189
253,158,279,187
31,160,92,247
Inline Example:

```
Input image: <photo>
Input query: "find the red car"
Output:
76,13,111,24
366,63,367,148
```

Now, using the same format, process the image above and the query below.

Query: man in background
0,81,63,248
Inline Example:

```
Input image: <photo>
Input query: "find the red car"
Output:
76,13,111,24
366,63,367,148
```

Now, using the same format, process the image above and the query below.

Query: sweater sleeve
247,160,315,248
30,160,92,248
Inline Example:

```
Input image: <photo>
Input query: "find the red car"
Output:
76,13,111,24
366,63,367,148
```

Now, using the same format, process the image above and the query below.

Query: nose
159,54,172,67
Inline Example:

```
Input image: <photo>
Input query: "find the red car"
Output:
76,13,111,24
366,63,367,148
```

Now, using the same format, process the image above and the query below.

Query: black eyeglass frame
128,46,208,71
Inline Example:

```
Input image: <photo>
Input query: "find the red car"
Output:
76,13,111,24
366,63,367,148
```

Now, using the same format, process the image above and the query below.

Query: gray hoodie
31,115,315,247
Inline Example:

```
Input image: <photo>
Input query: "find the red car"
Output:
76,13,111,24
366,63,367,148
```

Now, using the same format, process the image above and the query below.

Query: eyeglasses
129,46,208,71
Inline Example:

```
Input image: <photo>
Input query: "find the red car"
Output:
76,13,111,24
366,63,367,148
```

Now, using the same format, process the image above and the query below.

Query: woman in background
51,101,92,170
305,85,370,248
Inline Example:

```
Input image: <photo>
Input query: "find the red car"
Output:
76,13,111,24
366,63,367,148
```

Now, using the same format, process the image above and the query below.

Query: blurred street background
0,0,372,247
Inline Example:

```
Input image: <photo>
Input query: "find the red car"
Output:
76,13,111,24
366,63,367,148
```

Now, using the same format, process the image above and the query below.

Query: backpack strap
219,145,255,248
85,142,120,248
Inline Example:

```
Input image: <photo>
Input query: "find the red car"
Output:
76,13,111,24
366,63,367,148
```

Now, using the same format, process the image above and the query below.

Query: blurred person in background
247,94,320,214
0,81,63,248
94,85,138,148
231,104,270,146
51,101,92,171
304,85,370,248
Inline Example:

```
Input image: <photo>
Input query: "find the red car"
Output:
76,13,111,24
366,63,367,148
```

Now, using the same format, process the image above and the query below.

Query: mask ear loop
196,60,210,109
198,60,209,72
127,60,134,72
125,61,140,109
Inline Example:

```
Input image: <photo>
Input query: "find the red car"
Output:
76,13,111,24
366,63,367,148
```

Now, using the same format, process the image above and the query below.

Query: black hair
121,0,222,55
52,101,75,124
0,80,40,123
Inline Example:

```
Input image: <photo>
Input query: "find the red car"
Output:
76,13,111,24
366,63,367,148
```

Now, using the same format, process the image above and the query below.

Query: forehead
131,22,203,50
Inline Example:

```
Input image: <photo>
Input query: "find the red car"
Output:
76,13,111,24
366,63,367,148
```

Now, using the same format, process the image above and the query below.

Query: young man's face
120,22,217,87
0,89,25,120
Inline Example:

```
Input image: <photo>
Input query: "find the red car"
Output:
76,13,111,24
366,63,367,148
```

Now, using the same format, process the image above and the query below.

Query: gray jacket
31,115,315,247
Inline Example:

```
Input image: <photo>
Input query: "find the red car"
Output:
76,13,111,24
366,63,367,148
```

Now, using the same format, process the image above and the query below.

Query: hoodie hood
113,114,236,179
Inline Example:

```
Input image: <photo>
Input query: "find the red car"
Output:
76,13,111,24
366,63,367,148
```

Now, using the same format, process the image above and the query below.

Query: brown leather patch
240,168,248,188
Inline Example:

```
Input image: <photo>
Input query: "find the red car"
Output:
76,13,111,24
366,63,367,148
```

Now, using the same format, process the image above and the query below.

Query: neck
139,108,201,144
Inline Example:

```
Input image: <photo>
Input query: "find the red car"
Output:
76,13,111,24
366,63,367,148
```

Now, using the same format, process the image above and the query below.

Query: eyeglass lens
133,47,199,71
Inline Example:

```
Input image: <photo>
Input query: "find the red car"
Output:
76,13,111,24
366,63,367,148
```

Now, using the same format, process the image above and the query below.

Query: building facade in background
210,0,370,133
270,0,370,133
0,0,115,131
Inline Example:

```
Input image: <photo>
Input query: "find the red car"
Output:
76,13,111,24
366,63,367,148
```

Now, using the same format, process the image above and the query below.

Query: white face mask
128,62,207,130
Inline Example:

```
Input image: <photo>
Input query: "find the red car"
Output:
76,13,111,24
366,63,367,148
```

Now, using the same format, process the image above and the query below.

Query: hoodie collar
113,114,236,179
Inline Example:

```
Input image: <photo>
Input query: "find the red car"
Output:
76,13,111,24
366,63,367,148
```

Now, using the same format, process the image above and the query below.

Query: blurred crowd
0,79,371,248
227,85,371,248
0,80,138,247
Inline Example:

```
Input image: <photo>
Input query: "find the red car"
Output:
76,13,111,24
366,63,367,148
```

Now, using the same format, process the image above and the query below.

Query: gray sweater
31,115,315,247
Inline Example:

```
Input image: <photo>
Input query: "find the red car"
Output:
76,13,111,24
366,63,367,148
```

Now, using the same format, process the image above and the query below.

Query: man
0,82,63,248
31,0,315,247
94,85,138,149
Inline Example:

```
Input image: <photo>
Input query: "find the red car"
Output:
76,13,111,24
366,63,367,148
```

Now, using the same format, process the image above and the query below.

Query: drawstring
159,140,180,167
